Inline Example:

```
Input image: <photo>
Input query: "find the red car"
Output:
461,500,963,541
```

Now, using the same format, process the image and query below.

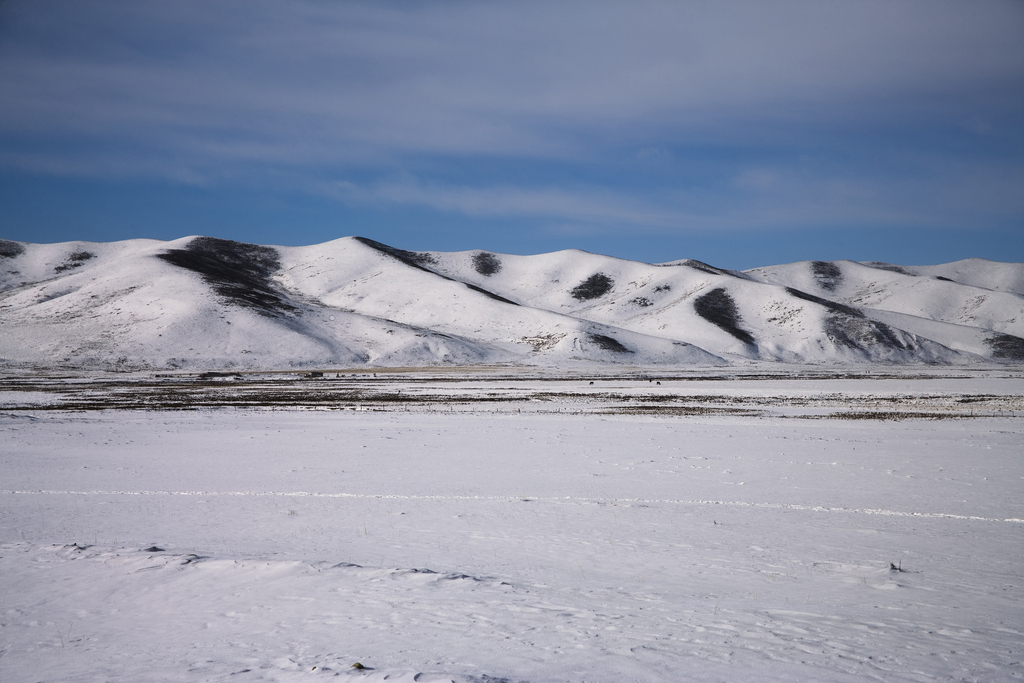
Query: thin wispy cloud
333,157,1024,236
332,179,683,227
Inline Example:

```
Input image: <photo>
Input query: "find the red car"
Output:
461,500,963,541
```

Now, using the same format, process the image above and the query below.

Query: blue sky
1,0,1022,269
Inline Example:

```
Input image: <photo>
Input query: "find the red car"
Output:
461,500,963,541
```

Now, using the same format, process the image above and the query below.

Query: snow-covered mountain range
1,236,1022,370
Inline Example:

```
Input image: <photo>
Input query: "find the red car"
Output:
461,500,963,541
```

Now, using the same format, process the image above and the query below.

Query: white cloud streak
333,179,682,227
333,158,1024,234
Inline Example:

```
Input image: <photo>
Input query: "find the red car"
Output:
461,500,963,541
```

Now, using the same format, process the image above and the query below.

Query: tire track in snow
3,489,1022,524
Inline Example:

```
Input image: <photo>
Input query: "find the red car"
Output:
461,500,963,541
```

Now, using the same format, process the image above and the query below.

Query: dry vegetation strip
1,376,1022,419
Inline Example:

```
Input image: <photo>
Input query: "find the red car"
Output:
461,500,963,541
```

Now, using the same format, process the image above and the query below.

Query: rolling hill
1,236,1021,370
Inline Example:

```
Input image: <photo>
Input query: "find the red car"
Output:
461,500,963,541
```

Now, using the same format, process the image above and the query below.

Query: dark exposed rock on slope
986,333,1024,360
157,237,296,316
679,259,735,277
693,288,755,346
571,273,614,301
354,236,438,270
472,252,502,276
587,333,632,353
811,261,842,291
862,262,909,275
0,240,25,258
785,287,911,354
356,236,519,306
55,251,95,273
785,287,862,318
826,316,907,353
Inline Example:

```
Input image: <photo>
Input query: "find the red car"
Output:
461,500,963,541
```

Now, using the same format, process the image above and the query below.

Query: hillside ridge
1,236,1021,370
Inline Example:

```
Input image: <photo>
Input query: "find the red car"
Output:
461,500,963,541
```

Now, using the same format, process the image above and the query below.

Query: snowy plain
2,368,1023,682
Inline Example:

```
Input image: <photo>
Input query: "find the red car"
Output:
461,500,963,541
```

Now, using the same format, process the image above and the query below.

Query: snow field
1,376,1023,682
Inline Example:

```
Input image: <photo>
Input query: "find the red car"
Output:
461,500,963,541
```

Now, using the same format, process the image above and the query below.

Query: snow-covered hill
1,236,1021,370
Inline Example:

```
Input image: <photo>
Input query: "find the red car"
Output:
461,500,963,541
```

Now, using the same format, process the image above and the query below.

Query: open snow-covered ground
2,368,1023,682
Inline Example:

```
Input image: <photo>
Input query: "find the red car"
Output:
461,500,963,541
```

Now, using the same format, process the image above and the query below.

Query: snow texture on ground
1,371,1022,682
